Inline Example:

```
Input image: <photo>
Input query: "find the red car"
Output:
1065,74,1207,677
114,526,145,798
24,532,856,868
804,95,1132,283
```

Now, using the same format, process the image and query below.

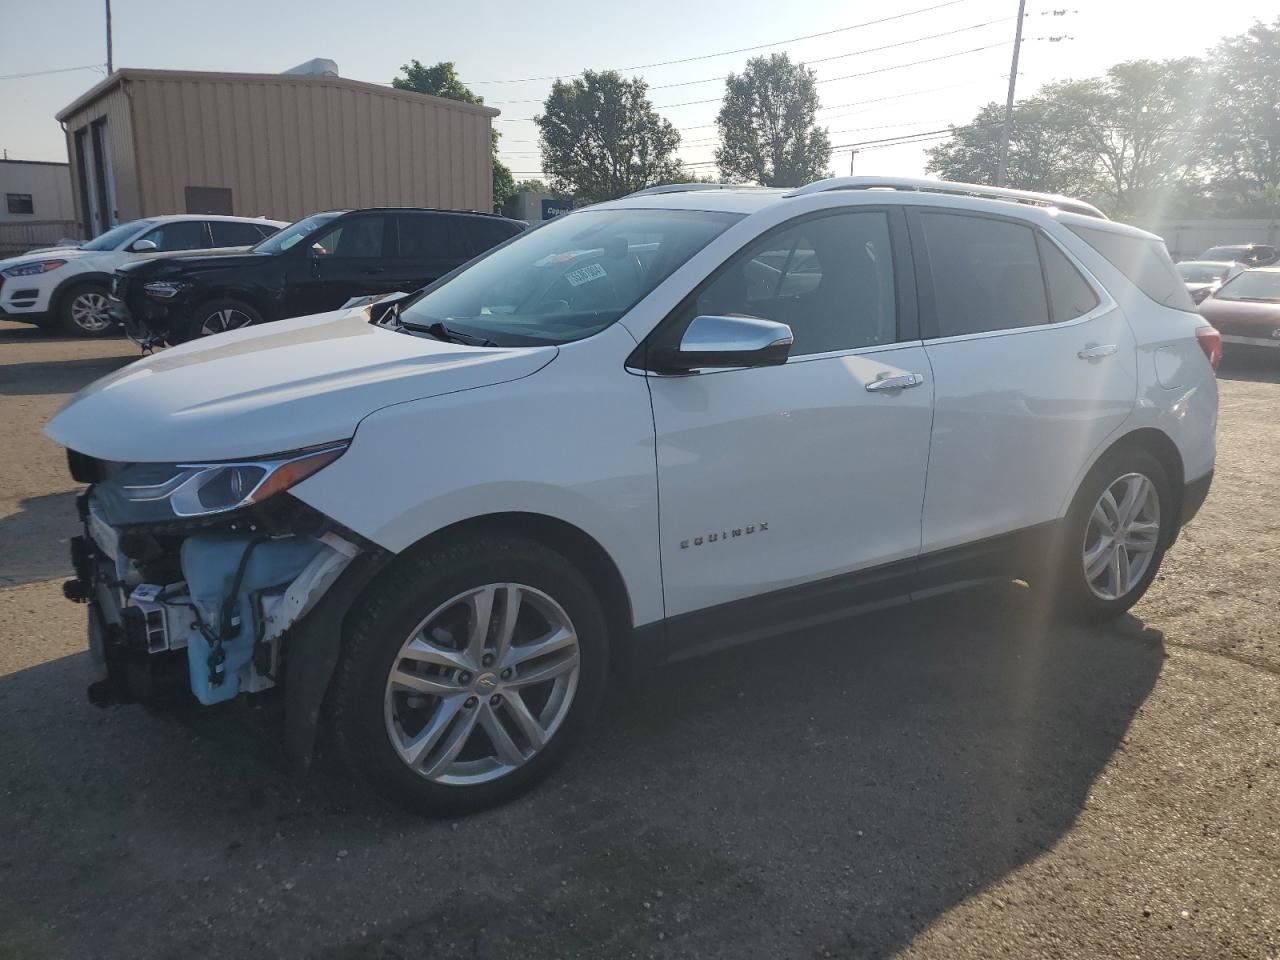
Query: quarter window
1068,224,1196,313
210,220,271,247
687,211,898,356
919,212,1049,337
1037,234,1100,322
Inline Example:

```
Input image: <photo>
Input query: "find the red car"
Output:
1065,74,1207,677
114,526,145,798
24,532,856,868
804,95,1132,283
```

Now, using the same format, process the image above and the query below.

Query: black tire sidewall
182,298,262,342
331,536,609,816
1054,447,1172,620
57,282,114,337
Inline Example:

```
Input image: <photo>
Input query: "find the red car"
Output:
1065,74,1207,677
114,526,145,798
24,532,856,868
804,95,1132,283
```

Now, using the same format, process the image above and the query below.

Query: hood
119,250,267,276
45,308,558,463
134,245,256,263
1199,296,1280,334
0,247,96,268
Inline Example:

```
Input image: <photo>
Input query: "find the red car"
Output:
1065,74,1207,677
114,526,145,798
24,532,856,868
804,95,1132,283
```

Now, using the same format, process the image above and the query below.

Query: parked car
1197,266,1280,355
110,208,526,345
1197,243,1278,268
46,177,1218,816
1177,259,1245,303
0,216,285,336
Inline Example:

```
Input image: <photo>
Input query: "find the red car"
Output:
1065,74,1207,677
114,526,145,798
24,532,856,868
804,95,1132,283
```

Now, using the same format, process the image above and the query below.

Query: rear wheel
56,282,115,337
1051,447,1172,621
183,298,262,341
330,533,609,816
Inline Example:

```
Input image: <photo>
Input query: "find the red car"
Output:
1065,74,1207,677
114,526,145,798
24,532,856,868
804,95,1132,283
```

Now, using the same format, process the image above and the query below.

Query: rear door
388,212,472,293
646,207,935,628
908,208,1136,575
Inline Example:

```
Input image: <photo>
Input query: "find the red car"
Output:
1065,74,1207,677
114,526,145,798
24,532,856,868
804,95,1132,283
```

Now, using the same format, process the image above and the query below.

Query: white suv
46,178,1219,814
0,215,285,335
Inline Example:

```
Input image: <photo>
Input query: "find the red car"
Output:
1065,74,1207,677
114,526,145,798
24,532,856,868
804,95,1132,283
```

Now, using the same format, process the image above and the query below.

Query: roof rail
626,182,759,197
783,176,1107,220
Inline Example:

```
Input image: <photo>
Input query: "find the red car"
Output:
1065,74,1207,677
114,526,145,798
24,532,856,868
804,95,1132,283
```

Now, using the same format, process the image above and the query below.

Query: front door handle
865,372,925,392
1077,343,1117,360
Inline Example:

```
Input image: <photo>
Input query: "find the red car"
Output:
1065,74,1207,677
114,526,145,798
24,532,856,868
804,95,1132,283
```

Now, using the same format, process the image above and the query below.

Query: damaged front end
63,443,386,767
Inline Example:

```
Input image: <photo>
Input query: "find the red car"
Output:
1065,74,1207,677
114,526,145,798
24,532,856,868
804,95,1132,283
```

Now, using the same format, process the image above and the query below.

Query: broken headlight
92,442,348,525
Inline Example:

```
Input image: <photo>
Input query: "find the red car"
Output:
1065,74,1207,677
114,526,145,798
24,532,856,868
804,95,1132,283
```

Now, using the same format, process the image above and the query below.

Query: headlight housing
92,442,348,524
2,259,67,278
142,280,187,299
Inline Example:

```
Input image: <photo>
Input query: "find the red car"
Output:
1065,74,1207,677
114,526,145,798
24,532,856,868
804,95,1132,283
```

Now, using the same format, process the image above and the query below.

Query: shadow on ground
1218,349,1280,385
0,354,134,396
0,584,1163,959
0,492,80,585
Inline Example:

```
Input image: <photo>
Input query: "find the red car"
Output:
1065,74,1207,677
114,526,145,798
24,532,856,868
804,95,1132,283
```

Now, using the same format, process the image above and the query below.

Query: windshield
252,212,341,254
1201,246,1245,261
1214,271,1280,302
1178,263,1230,283
397,208,742,345
82,220,156,251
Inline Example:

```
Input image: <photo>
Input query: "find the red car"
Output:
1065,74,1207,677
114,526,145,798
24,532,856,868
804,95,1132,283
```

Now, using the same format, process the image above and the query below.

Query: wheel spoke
465,586,496,662
479,705,527,767
501,690,548,751
503,625,577,670
1124,520,1160,550
1098,489,1122,529
388,666,464,697
399,695,466,767
400,635,471,671
492,586,522,665
1084,537,1113,581
1115,476,1147,528
420,705,480,779
1091,501,1116,534
507,648,580,689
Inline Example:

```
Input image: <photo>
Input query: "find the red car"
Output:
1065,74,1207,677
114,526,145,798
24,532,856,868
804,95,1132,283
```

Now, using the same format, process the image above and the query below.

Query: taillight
1196,325,1222,373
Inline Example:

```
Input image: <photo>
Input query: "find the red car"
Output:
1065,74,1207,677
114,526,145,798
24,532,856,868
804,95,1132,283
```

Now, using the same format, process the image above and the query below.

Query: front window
252,213,341,255
1201,247,1245,261
82,219,156,251
1213,271,1280,302
396,208,743,345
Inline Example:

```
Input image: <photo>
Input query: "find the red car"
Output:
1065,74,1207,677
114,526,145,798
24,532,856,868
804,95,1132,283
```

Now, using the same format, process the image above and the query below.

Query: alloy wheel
1082,472,1161,601
70,291,113,333
383,583,581,785
200,308,255,335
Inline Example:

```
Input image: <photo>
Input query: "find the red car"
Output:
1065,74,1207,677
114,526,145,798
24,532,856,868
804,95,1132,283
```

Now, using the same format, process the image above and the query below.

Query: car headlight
1,259,67,278
143,280,187,299
93,442,348,524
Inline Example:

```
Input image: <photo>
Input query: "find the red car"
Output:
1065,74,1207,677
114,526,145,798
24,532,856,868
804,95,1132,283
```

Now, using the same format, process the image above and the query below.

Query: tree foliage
392,60,516,209
536,70,683,203
715,54,831,187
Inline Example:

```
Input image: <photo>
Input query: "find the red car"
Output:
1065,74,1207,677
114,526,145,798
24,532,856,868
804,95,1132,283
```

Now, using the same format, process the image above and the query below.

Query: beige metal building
0,158,79,256
56,68,498,239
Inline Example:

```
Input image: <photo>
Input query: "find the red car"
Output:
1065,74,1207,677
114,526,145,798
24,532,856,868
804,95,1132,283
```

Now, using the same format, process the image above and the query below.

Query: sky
2,0,1275,182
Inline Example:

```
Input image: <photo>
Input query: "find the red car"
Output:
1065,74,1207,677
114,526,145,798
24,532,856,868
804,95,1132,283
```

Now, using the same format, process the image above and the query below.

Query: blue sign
541,198,573,220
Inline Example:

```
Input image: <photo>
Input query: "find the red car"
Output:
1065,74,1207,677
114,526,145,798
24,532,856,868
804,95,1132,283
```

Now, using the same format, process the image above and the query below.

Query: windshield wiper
402,318,498,347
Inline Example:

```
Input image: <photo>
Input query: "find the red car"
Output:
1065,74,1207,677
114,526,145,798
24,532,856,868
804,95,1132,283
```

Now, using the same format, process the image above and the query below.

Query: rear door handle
865,372,925,392
1077,343,1117,360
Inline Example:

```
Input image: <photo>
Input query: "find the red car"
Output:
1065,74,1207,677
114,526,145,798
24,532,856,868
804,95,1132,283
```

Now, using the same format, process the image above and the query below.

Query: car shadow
0,491,80,585
0,355,134,396
1218,350,1280,384
0,583,1164,958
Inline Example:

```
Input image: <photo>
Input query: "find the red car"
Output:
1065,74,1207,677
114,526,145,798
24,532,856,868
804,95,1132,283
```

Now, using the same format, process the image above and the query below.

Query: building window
6,194,34,215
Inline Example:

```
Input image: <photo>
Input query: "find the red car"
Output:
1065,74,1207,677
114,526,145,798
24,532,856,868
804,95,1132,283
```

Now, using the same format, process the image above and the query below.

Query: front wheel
181,298,262,342
1051,447,1172,621
56,282,115,337
329,534,609,816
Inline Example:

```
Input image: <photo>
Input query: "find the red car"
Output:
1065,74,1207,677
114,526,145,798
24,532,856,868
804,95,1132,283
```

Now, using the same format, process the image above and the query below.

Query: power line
464,0,974,85
0,64,105,81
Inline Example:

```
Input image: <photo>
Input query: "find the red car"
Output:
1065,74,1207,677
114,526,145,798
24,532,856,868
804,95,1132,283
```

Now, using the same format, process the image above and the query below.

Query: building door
89,120,113,233
185,186,234,215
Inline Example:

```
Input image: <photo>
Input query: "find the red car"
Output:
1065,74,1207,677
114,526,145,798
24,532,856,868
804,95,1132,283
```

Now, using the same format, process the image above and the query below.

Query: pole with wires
105,0,113,74
995,0,1027,187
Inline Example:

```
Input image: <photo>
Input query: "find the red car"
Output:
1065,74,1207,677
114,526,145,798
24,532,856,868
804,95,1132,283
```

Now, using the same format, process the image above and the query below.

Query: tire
329,532,610,816
180,298,262,342
1050,446,1172,621
56,282,115,337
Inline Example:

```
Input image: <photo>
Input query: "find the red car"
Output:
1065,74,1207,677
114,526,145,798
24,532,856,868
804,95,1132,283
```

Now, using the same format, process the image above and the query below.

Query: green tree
715,53,831,187
392,60,516,209
1199,18,1280,215
536,70,683,203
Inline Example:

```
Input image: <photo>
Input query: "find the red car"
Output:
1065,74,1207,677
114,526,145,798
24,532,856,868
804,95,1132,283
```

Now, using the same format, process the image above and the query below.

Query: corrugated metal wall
61,71,495,224
60,82,140,234
0,161,76,223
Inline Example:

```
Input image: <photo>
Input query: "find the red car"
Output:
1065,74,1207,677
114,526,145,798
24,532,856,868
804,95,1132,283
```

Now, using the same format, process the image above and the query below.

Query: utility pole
995,0,1027,187
105,0,113,74
848,150,857,176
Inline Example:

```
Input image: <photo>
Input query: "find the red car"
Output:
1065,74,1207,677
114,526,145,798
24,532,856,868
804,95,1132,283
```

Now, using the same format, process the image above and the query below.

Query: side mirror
131,239,157,252
650,314,793,372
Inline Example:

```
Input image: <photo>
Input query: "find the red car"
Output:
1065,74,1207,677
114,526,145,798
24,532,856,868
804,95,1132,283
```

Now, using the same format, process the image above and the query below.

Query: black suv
111,207,525,344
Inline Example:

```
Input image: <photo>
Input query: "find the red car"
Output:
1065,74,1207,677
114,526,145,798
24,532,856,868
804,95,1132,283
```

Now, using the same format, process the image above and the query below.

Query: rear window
1069,225,1196,313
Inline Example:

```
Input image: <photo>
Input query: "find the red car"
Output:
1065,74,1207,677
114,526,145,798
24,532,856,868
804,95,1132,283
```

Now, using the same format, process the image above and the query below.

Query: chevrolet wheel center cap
475,672,498,691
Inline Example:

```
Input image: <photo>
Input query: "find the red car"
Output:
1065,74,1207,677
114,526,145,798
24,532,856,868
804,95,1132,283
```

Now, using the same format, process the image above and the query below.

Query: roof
0,158,69,168
57,68,500,122
136,214,289,225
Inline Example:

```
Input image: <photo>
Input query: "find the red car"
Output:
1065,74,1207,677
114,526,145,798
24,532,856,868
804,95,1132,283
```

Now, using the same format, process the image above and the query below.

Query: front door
299,212,398,314
907,209,1136,563
646,208,934,632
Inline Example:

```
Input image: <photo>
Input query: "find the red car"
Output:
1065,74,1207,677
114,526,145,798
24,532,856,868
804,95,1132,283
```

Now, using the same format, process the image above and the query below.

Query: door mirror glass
130,239,157,252
652,314,793,372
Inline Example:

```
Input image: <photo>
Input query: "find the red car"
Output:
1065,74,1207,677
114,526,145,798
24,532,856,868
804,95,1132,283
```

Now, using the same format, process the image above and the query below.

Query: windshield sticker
565,263,607,287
